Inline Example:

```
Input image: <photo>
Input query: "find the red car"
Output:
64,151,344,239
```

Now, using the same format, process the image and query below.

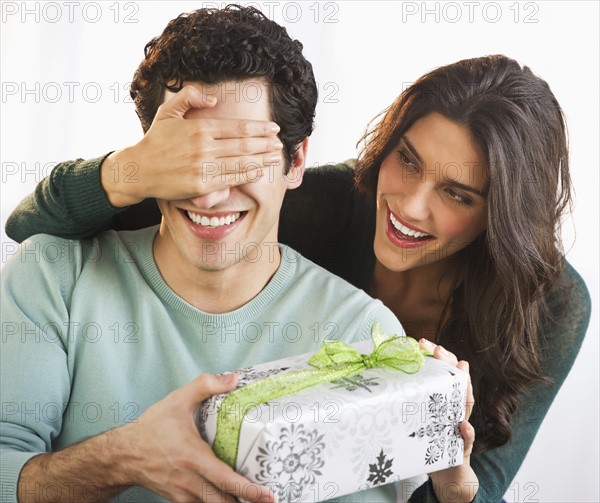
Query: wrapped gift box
197,338,467,502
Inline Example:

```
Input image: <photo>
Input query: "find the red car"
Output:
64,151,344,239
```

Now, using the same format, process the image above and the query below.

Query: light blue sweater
1,227,403,502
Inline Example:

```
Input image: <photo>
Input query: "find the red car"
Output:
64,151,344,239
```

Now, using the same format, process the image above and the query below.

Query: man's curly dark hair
130,4,318,170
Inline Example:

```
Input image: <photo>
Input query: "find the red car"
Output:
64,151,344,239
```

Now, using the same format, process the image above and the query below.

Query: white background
1,1,598,501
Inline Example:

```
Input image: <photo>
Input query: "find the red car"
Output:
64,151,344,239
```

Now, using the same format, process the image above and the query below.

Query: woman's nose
396,182,432,222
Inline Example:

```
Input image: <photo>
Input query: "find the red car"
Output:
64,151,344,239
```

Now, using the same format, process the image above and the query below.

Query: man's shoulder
279,244,403,340
3,233,85,273
94,225,158,261
13,231,80,248
282,243,368,295
3,227,156,275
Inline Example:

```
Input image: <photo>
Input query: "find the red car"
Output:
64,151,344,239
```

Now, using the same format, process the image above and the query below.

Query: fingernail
262,489,277,503
419,338,434,349
270,124,280,133
439,346,450,355
217,372,234,383
272,140,283,149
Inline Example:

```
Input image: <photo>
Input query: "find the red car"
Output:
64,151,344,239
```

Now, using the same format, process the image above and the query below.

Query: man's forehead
164,79,272,121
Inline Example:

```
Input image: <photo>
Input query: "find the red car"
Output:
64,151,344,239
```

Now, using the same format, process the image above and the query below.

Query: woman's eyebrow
400,136,423,163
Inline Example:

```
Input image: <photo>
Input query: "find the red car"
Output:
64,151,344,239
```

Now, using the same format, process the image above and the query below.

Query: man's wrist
105,423,138,488
17,428,132,503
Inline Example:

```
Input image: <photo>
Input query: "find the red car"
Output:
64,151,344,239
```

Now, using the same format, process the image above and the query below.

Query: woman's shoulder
300,159,357,189
279,160,376,288
282,159,360,215
539,260,591,375
547,261,591,328
563,260,589,298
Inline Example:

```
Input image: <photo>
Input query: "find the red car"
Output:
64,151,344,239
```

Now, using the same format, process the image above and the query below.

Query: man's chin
187,255,240,273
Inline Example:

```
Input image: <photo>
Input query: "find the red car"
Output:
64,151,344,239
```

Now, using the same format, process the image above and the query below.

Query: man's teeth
389,213,431,238
186,211,241,227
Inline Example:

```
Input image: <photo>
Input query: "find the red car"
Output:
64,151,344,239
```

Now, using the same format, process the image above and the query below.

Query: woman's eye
447,188,473,206
396,150,417,170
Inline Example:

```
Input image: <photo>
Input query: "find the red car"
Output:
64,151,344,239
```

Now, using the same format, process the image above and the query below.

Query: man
0,6,402,503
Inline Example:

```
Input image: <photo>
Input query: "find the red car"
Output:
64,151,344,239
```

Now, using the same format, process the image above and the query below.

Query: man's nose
189,188,231,209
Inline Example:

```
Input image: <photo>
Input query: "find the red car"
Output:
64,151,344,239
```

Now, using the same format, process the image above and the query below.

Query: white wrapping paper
198,340,467,502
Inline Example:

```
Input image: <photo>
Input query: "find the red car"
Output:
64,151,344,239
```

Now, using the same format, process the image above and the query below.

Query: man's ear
285,138,308,189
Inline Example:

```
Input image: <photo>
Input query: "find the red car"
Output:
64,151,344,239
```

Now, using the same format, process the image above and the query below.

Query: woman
6,55,591,502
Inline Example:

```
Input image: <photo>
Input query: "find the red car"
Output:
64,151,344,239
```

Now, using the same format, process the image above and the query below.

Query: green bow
212,322,431,468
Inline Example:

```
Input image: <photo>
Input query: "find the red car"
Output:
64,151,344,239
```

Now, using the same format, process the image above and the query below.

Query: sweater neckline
134,226,295,325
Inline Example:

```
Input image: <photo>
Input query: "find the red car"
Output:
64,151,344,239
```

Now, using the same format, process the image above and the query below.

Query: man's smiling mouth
185,210,244,228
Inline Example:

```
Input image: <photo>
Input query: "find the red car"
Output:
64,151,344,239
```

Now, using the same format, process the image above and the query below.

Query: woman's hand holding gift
419,339,479,503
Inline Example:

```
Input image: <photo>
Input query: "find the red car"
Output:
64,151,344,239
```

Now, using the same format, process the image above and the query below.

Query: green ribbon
212,322,432,468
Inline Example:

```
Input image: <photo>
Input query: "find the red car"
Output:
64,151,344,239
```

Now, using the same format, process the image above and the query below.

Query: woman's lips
385,208,435,249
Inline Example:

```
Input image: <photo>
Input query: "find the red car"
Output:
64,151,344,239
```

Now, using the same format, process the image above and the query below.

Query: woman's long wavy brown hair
355,55,572,453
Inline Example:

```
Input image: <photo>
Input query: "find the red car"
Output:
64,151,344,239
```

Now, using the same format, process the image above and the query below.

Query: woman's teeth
186,211,241,228
390,213,431,239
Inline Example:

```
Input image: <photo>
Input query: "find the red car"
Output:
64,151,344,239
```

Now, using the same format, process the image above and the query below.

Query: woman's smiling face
374,112,489,272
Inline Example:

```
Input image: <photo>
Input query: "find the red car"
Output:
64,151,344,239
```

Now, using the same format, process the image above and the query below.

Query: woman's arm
4,154,163,243
4,155,130,243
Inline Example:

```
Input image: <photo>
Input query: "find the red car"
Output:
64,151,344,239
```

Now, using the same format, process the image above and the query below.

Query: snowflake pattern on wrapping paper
197,365,289,438
367,449,394,485
329,374,381,393
254,423,325,503
409,381,464,466
318,394,399,484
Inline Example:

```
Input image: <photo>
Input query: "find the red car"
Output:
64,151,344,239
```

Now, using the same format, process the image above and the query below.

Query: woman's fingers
157,85,218,120
206,117,281,140
419,339,459,366
420,339,475,422
460,420,476,458
211,136,284,157
457,360,475,420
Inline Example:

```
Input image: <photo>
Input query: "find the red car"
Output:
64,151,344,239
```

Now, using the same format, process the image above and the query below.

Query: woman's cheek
439,215,482,247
